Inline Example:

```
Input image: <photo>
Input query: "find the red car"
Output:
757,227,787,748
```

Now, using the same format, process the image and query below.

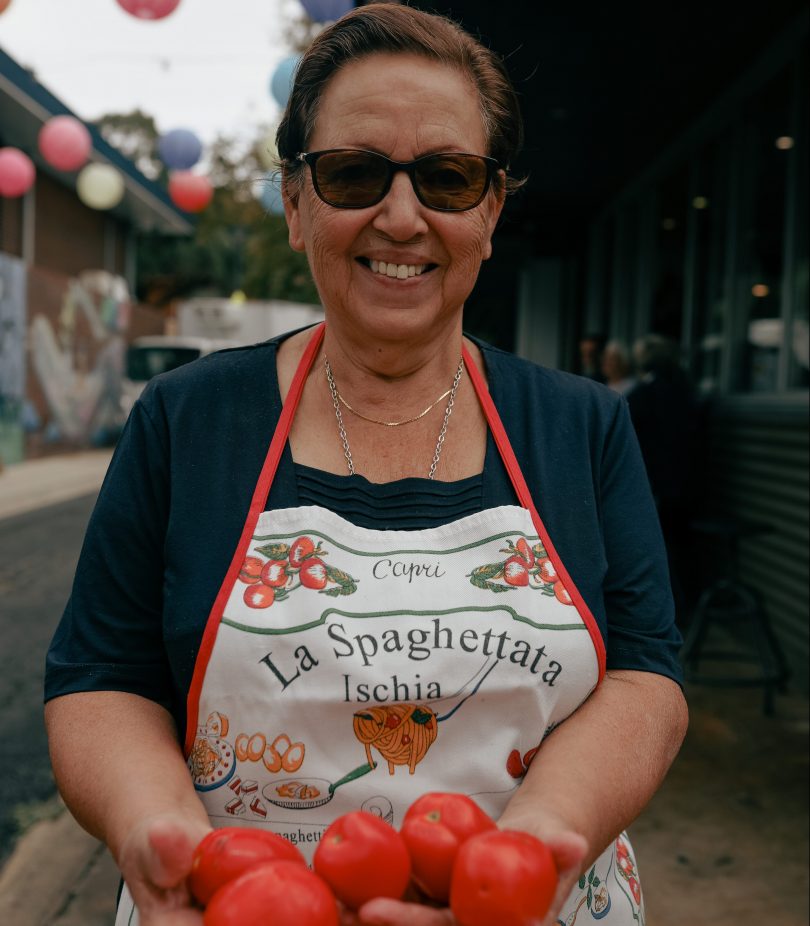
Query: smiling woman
44,6,687,926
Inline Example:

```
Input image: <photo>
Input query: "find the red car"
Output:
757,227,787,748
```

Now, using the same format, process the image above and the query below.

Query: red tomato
400,792,496,902
450,829,558,926
203,859,338,926
535,557,558,584
243,584,274,608
503,556,530,587
260,559,289,588
289,535,315,569
188,828,305,906
238,556,263,585
313,810,410,910
300,558,328,590
515,538,534,567
553,581,573,605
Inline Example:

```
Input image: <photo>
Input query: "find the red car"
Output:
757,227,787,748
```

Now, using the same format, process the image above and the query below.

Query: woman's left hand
337,823,587,926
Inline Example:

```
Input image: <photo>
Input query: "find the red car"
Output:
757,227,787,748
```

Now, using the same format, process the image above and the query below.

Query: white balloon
77,164,125,210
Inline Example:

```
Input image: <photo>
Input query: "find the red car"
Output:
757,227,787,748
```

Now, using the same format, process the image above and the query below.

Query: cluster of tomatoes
501,539,572,605
239,536,326,609
190,791,558,926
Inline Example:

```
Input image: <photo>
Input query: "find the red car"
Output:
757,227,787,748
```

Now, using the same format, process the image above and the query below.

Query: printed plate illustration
188,711,236,792
353,659,497,776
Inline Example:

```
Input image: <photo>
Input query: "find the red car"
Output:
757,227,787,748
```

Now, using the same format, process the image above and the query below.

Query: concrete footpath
0,451,807,925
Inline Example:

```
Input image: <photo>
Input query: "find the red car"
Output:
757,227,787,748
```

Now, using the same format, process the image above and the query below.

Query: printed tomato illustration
300,558,328,590
289,535,315,568
553,581,573,605
188,827,305,906
401,792,496,901
506,748,525,779
313,810,410,910
203,859,338,926
503,556,530,587
238,556,263,585
506,745,540,779
522,745,539,768
450,829,558,926
260,559,289,588
515,538,534,567
243,584,274,608
535,557,558,583
628,876,642,905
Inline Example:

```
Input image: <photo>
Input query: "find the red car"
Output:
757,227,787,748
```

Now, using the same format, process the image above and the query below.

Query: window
736,69,793,392
691,135,732,394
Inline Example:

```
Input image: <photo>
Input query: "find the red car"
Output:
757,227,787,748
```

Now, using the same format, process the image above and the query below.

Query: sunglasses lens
415,154,490,210
313,151,389,207
308,150,493,211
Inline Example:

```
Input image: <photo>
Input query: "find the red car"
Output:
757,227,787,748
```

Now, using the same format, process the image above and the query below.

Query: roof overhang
0,48,193,236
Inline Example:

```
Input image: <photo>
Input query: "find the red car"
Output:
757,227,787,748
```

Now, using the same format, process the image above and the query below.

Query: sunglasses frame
296,148,500,212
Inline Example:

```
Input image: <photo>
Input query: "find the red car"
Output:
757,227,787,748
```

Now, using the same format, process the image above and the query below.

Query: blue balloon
158,128,203,170
259,173,285,215
299,0,353,23
270,55,299,109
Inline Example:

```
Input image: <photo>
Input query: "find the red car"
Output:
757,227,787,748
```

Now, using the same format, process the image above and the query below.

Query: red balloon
0,148,35,198
39,116,92,172
168,171,213,212
0,0,14,15
116,0,181,20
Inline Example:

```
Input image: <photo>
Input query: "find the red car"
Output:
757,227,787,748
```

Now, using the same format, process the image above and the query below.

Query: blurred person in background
626,334,699,620
44,7,687,925
577,331,608,383
600,340,637,395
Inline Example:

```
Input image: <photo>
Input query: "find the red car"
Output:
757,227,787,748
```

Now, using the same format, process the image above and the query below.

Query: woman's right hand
115,812,213,925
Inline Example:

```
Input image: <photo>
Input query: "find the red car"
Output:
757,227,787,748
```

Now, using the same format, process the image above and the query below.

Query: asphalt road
0,494,97,866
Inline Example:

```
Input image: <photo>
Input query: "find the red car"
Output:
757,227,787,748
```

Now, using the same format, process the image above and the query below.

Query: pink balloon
39,116,92,172
0,148,35,198
168,172,213,212
116,0,181,21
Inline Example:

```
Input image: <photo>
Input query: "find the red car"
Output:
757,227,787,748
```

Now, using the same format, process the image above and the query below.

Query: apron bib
116,324,644,925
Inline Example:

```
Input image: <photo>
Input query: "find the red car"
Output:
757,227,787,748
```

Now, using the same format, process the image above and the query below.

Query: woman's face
285,53,505,346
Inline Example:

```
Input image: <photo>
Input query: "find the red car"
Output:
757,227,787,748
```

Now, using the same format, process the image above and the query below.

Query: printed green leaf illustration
255,542,290,560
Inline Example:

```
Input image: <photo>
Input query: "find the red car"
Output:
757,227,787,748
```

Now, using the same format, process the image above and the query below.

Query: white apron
116,324,645,925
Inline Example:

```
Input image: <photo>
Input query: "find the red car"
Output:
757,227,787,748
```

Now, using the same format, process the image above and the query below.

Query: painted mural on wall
0,252,27,465
28,269,130,446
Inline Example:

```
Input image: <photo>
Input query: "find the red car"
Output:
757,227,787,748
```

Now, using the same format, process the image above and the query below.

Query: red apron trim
184,323,326,755
462,345,606,683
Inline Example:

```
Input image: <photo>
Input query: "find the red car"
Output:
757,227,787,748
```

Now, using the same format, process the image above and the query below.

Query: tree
91,109,165,181
94,110,318,306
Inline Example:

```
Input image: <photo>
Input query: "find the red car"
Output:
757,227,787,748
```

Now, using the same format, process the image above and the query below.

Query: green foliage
95,110,318,305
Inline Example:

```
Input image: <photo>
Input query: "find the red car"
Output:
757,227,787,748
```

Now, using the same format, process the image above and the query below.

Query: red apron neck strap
463,343,535,513
463,343,606,682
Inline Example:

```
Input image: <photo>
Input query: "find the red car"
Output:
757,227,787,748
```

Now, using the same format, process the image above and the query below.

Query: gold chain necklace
324,357,465,479
336,383,452,426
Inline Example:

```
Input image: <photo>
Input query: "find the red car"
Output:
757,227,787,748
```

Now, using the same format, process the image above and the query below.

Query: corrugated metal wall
702,397,809,691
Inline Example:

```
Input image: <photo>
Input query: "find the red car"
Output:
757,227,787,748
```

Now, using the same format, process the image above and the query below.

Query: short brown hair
276,3,524,195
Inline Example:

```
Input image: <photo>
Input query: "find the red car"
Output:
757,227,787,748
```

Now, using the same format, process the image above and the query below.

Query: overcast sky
0,0,301,145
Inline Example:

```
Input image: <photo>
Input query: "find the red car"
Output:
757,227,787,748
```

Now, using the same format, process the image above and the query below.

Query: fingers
145,817,203,889
118,814,211,920
357,897,456,925
141,910,205,926
545,830,588,874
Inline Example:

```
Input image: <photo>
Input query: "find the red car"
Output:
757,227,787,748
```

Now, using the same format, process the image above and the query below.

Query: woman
45,6,688,925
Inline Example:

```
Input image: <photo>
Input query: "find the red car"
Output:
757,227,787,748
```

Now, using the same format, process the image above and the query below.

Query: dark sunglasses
296,148,500,212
